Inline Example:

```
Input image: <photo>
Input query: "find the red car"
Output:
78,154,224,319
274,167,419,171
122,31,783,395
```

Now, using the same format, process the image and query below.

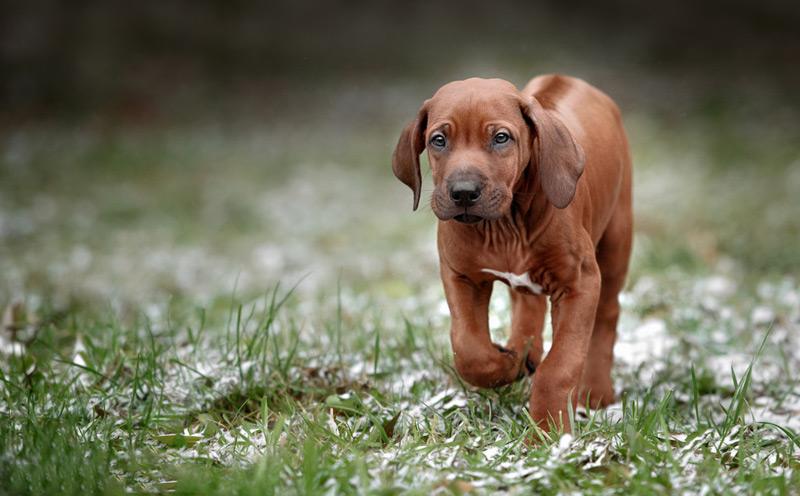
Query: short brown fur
393,75,633,436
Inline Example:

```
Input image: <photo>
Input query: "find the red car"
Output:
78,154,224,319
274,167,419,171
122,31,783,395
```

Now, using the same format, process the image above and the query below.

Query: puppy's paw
496,344,538,376
453,344,523,388
495,344,537,379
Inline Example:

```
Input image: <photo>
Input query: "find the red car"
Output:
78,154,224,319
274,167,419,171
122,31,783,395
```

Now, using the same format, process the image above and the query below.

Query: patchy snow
615,317,677,377
2,139,800,493
3,264,800,493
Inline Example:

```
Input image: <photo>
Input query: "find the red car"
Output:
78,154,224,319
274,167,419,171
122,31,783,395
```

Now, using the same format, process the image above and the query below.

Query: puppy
392,75,633,434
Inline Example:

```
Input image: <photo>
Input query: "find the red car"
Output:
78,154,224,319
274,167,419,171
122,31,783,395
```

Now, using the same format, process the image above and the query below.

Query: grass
2,86,800,494
2,280,798,494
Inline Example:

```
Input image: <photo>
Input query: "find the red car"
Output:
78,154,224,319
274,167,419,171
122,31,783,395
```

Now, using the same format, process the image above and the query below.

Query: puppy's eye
430,134,447,149
493,132,511,145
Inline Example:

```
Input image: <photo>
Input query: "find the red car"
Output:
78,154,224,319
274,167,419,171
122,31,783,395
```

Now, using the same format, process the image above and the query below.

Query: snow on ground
27,263,791,491
2,141,799,491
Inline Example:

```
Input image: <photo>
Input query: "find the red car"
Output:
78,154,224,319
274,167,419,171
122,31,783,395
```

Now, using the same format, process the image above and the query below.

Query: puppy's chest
480,268,543,295
440,223,566,296
450,245,550,295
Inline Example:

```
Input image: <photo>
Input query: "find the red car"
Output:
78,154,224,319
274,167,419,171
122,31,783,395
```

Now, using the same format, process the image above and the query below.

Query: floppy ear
523,97,585,209
392,104,428,211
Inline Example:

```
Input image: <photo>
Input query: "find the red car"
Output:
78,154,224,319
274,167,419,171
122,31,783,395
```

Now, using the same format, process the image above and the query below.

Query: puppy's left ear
523,97,585,209
392,103,428,211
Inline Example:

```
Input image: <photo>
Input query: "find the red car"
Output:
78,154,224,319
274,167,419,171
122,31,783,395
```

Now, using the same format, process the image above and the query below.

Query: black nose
449,180,482,207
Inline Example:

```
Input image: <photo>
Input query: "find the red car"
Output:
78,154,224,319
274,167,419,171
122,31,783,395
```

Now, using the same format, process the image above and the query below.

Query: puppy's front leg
442,263,524,388
528,259,601,435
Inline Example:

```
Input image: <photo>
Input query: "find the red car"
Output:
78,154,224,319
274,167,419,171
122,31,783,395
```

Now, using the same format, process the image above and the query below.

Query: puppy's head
392,77,584,223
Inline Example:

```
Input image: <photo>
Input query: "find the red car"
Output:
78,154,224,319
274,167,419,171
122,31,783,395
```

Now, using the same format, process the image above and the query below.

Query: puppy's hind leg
579,200,633,409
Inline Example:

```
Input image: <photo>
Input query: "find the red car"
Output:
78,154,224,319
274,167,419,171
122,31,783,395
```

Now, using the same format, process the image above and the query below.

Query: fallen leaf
382,412,401,440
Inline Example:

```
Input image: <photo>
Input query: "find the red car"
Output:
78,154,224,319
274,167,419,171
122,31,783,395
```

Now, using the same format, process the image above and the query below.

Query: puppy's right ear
392,104,428,211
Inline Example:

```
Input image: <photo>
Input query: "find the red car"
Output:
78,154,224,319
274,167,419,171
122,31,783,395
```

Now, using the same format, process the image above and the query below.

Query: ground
2,71,800,494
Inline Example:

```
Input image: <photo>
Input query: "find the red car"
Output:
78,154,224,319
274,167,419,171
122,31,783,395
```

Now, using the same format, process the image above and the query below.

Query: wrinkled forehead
426,78,525,127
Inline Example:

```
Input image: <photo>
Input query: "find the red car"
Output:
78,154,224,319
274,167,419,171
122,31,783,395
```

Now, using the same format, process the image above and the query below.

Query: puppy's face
425,79,532,224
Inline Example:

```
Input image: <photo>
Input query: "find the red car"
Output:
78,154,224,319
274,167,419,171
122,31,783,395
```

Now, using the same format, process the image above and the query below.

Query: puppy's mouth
453,213,483,224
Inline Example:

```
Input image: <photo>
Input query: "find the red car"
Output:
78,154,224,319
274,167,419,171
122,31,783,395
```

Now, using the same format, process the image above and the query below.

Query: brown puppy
392,75,633,435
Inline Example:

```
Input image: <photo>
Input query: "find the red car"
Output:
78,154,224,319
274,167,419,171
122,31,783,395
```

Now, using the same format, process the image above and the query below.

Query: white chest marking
481,268,543,295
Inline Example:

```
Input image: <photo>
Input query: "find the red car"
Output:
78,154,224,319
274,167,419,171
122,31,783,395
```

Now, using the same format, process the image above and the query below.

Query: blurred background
2,0,800,312
3,0,800,122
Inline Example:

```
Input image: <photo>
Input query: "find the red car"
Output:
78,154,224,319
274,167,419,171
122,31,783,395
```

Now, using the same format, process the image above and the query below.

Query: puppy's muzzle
443,170,488,224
